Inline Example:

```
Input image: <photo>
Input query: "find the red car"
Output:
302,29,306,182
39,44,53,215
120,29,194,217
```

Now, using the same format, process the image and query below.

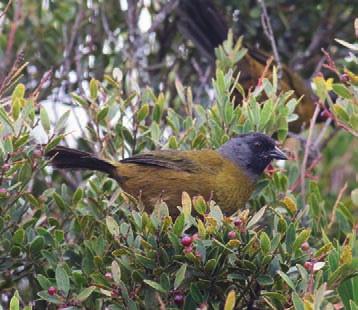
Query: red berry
228,231,236,239
304,261,313,271
111,289,119,297
184,245,193,254
181,235,192,247
174,293,184,305
105,272,112,280
301,242,310,251
234,218,242,228
320,109,331,120
48,286,57,295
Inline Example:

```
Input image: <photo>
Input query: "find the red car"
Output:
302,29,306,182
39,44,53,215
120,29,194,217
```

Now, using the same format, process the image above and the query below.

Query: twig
1,0,22,78
258,0,282,78
300,104,321,201
148,0,179,33
0,0,13,20
155,292,166,310
328,182,348,230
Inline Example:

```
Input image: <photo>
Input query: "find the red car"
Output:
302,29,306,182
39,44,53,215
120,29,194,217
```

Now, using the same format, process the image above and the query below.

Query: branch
328,182,348,230
0,0,13,20
258,0,282,78
148,0,179,33
300,104,321,201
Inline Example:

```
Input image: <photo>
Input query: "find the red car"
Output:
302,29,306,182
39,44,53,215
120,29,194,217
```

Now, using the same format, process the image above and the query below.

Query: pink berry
184,245,193,254
228,231,236,239
174,293,184,305
0,188,8,196
105,272,112,279
2,163,10,171
301,242,310,251
48,286,57,295
192,233,199,241
304,261,313,271
340,73,349,83
181,235,192,247
33,149,43,158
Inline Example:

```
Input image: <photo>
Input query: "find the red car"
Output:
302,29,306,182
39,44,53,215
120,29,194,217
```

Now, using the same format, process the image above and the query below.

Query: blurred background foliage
0,0,357,309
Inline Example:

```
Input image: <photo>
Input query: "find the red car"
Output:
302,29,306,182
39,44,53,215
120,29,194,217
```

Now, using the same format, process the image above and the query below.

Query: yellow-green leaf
224,290,236,310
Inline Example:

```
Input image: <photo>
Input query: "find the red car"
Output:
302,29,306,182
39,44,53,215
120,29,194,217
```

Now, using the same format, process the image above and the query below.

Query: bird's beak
269,146,287,160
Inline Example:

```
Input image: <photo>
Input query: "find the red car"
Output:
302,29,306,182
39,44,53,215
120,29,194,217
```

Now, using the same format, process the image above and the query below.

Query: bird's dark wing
120,151,199,172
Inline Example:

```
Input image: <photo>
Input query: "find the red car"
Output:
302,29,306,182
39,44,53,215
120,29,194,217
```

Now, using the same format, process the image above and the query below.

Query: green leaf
111,260,121,284
76,286,96,302
291,292,304,310
277,271,296,291
9,291,20,310
40,107,51,133
332,83,352,99
36,274,51,290
328,258,358,288
292,229,311,253
30,236,45,253
257,275,274,286
106,216,119,236
143,280,167,293
350,301,358,310
333,104,349,122
52,192,66,210
351,188,358,206
174,263,187,289
90,78,98,99
193,196,207,215
37,291,63,304
97,106,109,123
173,213,185,236
54,110,70,134
247,206,266,228
0,106,15,132
12,228,25,245
45,135,64,153
12,84,25,99
56,265,70,296
137,104,149,122
260,232,271,254
72,187,83,204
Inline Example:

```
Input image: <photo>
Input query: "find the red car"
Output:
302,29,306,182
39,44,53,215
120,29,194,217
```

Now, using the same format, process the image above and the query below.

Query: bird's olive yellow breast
115,149,255,215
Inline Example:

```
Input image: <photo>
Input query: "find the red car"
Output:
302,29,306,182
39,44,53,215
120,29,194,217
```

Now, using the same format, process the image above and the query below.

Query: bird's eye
254,142,262,148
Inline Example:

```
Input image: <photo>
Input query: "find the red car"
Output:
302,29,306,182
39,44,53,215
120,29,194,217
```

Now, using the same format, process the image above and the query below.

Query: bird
45,132,287,216
176,0,325,132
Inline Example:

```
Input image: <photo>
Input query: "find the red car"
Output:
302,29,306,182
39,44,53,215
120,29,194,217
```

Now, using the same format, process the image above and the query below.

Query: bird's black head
218,132,287,180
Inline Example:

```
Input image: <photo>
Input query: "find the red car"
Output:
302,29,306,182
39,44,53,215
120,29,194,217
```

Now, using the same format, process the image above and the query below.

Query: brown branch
328,182,348,230
300,104,321,201
0,0,14,20
155,292,166,310
258,0,282,78
148,0,179,33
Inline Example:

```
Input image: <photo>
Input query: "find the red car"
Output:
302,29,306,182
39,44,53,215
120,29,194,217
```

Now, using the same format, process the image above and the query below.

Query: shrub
0,33,357,310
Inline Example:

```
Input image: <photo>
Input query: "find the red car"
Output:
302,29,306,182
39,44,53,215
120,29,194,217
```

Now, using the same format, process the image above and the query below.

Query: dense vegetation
0,1,357,309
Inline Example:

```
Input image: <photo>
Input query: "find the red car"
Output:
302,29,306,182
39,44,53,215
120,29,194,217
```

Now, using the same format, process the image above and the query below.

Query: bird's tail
177,0,228,60
45,146,117,178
